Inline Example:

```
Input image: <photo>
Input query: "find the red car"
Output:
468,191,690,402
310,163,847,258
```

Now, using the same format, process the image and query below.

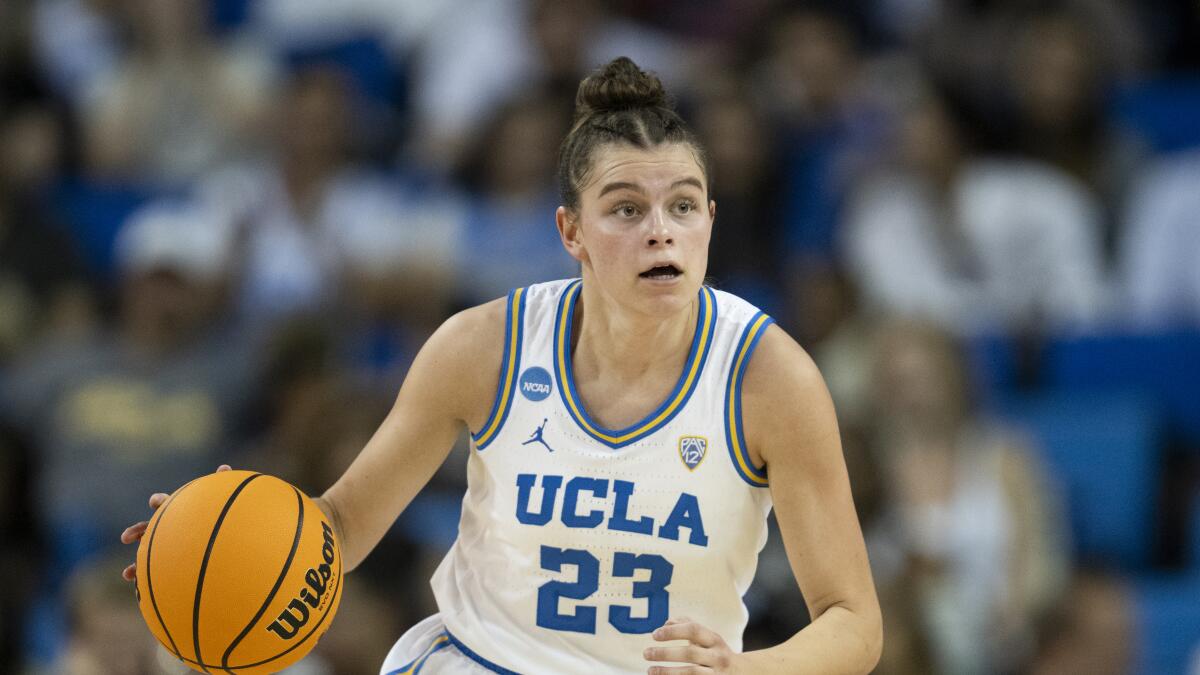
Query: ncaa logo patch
518,366,553,401
678,436,707,471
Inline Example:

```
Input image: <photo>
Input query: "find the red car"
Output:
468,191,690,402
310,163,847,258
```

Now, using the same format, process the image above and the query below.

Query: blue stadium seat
997,391,1164,569
1112,76,1200,153
1190,493,1200,572
52,179,160,282
284,35,401,106
1132,574,1200,675
210,0,251,32
1043,331,1200,447
964,332,1021,407
23,518,115,668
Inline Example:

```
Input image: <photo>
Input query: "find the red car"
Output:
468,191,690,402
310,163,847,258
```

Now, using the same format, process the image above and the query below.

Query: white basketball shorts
379,614,512,675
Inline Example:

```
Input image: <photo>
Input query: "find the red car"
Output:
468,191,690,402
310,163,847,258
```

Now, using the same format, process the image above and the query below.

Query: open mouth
639,264,682,280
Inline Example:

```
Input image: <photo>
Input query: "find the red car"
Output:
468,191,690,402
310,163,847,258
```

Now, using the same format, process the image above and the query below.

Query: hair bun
574,57,669,118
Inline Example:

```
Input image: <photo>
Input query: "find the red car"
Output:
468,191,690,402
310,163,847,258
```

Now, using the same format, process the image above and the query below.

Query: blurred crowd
2,0,1200,673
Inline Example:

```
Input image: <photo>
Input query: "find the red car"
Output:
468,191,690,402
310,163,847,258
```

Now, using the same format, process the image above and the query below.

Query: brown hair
557,57,709,209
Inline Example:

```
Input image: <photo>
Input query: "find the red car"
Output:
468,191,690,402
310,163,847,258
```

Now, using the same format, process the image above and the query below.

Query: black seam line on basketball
146,491,184,659
193,473,263,674
145,477,201,661
172,567,342,671
219,486,306,672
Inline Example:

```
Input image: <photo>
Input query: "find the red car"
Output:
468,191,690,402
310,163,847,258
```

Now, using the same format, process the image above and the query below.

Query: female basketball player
124,57,881,674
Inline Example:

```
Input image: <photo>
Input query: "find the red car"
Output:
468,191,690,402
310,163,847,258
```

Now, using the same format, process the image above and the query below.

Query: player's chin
633,274,697,311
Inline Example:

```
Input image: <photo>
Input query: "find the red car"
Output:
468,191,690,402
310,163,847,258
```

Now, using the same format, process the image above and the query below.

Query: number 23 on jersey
517,473,708,635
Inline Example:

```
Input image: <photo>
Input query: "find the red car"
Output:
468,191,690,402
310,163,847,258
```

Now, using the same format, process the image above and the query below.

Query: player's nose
645,209,673,247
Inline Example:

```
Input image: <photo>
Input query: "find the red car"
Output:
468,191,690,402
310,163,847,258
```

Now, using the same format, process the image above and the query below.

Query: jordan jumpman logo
522,418,555,452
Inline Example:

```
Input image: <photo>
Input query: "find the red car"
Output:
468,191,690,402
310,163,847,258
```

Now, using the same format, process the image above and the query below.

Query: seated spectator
409,0,686,172
843,85,1110,335
46,555,335,674
1002,7,1148,263
756,4,879,270
81,0,276,185
751,8,899,343
196,65,453,325
45,555,183,675
690,74,784,311
453,92,577,304
1119,149,1200,328
1030,572,1134,675
1,202,257,575
866,320,1069,674
0,92,96,363
334,171,465,380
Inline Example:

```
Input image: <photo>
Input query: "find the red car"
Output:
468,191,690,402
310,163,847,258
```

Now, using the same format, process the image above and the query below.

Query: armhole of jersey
724,311,774,487
471,287,526,450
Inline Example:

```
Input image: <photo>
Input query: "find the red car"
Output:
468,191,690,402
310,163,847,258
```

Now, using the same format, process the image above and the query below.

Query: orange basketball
135,470,343,674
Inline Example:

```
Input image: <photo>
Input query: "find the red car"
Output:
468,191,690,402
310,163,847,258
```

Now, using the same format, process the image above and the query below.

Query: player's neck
571,283,697,385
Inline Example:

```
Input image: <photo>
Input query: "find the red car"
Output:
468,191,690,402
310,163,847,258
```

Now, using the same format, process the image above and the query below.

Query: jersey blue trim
553,282,717,448
472,287,527,450
724,311,773,487
384,632,451,675
444,631,522,674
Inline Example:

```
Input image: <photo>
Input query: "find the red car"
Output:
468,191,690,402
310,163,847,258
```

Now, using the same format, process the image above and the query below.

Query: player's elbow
833,598,884,673
862,605,883,672
851,600,884,673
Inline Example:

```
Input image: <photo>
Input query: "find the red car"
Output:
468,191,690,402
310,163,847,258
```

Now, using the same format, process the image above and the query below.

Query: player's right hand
120,464,232,582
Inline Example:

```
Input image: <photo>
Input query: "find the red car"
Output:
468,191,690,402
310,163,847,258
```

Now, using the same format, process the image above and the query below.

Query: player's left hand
644,616,744,674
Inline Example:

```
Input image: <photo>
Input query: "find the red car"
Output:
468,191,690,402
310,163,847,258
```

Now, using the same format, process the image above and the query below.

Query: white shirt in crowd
844,159,1111,334
196,163,463,320
1120,150,1200,329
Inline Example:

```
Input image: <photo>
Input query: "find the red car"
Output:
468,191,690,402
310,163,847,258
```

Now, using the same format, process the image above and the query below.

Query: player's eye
613,203,640,218
675,200,696,215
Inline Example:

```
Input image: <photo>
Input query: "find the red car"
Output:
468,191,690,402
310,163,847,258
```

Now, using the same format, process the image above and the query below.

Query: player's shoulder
407,296,511,426
740,322,828,420
738,323,839,467
450,295,510,331
426,296,509,364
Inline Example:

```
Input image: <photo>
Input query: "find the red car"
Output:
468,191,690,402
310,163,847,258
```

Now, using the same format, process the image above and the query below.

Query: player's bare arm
744,325,881,672
307,298,504,572
120,299,507,580
646,324,882,674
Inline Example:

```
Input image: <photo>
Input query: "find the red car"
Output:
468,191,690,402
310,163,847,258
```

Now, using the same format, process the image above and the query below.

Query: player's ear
557,206,587,263
708,199,716,223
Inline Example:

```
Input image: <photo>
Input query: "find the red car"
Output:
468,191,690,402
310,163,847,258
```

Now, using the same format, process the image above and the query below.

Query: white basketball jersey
430,279,776,674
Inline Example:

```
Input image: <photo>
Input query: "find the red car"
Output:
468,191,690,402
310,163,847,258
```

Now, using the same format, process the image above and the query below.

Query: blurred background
1,0,1199,672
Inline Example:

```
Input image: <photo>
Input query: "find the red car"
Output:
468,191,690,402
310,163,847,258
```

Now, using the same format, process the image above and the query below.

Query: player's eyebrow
598,177,704,198
598,181,643,198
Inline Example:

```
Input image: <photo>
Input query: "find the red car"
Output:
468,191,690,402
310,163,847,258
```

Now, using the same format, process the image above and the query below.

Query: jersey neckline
552,279,718,449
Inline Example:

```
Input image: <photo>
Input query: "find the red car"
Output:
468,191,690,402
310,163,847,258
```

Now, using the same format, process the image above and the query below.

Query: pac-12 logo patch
519,366,553,401
678,436,707,471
